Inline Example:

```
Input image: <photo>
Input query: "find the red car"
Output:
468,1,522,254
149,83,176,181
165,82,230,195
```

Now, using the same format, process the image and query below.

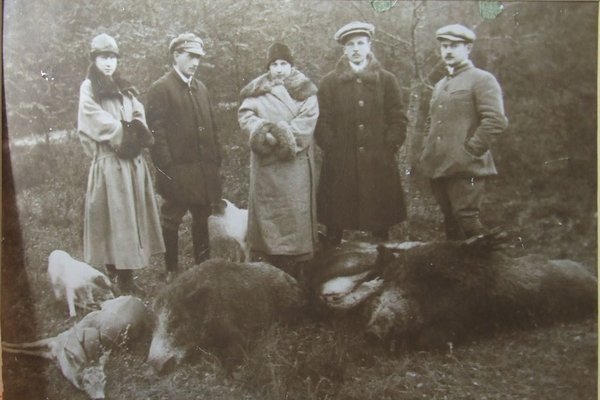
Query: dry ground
2,132,597,400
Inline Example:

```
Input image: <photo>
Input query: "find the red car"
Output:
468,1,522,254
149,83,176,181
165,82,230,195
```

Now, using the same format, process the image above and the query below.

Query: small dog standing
208,199,249,262
48,250,114,317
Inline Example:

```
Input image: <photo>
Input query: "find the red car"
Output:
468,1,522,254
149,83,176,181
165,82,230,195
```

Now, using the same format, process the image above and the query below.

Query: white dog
48,250,114,317
208,199,249,262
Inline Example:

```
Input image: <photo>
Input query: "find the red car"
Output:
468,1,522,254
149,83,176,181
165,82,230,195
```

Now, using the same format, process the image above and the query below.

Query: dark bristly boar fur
367,231,597,347
147,259,302,373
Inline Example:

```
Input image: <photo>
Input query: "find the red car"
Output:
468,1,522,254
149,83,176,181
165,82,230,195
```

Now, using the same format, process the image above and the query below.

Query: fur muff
147,260,302,372
249,121,275,156
115,119,154,160
271,121,297,161
115,120,143,159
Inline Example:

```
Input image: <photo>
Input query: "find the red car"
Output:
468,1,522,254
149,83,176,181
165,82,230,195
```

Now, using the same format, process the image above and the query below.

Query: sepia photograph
2,1,597,399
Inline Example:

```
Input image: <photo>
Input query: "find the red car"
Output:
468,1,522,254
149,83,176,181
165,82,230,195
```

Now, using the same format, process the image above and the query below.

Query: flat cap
90,33,119,57
436,24,476,43
334,21,375,44
169,33,205,56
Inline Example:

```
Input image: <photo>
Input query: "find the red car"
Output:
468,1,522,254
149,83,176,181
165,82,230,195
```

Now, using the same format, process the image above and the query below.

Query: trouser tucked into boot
162,227,179,272
430,177,486,240
116,269,144,295
191,215,209,264
161,200,211,268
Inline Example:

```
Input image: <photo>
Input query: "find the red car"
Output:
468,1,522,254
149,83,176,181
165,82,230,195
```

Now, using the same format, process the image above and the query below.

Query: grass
2,116,597,399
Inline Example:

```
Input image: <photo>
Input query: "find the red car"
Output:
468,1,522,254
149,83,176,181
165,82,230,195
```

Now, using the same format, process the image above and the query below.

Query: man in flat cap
419,24,508,239
315,21,407,245
145,33,222,278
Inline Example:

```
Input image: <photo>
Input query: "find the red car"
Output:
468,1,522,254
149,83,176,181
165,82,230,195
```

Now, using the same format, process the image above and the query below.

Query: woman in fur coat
238,43,319,275
77,33,164,293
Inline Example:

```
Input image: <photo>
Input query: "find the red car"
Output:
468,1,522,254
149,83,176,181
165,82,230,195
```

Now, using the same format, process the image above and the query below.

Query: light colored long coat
238,69,319,258
78,79,164,269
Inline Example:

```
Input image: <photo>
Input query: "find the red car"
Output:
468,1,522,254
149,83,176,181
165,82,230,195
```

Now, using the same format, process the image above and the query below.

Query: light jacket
419,61,508,178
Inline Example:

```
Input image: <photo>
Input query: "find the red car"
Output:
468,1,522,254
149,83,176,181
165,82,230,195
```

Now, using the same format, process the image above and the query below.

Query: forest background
2,1,597,399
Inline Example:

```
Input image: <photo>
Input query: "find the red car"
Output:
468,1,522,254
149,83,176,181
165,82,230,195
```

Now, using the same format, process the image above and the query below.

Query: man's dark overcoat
145,70,222,205
315,54,407,232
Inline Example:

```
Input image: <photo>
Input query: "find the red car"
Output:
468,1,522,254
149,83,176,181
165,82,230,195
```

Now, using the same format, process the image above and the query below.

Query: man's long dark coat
315,54,407,232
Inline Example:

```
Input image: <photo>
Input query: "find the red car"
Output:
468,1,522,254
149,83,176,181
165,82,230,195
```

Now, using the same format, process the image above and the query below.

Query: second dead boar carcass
316,232,597,347
147,259,302,373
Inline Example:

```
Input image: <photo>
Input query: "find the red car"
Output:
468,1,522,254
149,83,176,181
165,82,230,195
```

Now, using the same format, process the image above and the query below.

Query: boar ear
211,199,227,215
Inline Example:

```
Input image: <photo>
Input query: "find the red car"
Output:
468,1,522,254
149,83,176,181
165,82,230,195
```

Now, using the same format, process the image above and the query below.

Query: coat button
437,120,442,124
358,100,365,107
356,78,362,84
358,124,365,130
358,146,365,152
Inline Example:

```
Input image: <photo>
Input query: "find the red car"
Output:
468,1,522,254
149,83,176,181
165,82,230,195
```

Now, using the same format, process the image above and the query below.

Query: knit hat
265,42,294,70
90,33,119,58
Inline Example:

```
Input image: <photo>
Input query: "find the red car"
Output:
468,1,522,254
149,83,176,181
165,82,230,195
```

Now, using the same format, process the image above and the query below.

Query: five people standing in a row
77,21,507,289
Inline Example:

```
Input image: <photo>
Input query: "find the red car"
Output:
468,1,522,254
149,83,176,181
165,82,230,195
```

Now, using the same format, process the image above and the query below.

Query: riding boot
116,269,145,296
372,228,389,242
324,227,343,247
191,219,209,265
444,219,465,240
162,227,179,273
458,214,486,239
105,264,117,281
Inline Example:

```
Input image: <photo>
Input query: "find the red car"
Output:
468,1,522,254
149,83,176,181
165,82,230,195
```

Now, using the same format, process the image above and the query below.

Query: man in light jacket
419,24,508,239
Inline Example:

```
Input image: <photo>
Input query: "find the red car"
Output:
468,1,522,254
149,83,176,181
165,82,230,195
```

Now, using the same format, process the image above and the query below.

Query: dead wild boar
315,231,597,347
367,232,598,346
147,259,302,373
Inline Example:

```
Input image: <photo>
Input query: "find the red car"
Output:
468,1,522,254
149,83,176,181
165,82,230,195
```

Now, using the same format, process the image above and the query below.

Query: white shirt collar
173,65,192,87
349,59,368,73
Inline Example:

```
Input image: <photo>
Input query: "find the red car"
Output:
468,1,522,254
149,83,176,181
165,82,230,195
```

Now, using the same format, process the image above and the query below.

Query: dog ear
92,276,112,291
211,199,227,216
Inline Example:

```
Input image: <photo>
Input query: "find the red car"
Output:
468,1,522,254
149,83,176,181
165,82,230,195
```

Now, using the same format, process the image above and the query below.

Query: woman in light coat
238,43,319,276
77,33,164,293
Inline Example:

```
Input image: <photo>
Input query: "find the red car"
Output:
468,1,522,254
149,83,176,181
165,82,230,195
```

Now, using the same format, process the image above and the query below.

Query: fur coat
315,54,408,232
238,69,319,258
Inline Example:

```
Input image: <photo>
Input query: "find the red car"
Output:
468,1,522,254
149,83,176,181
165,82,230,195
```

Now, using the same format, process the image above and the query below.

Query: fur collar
334,53,383,84
240,69,317,101
87,64,137,99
